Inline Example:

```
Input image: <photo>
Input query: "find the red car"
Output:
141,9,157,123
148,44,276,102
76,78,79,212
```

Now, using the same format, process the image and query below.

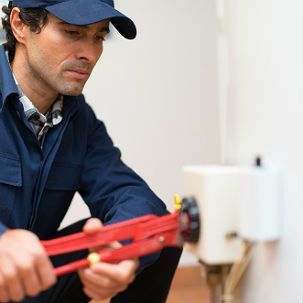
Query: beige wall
217,0,303,301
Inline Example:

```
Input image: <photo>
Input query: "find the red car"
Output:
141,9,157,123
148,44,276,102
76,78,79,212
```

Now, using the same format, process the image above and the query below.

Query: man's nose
76,41,102,64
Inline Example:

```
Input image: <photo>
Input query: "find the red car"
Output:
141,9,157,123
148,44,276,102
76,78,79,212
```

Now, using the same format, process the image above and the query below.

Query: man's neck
11,49,58,114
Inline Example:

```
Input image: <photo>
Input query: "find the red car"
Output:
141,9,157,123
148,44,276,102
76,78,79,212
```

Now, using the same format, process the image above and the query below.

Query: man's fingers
109,241,122,249
84,286,108,301
35,251,56,290
2,257,25,302
83,281,120,302
83,218,103,234
19,262,41,297
83,218,106,252
0,273,9,302
79,258,138,302
82,276,120,295
0,229,56,301
90,259,138,283
80,268,120,290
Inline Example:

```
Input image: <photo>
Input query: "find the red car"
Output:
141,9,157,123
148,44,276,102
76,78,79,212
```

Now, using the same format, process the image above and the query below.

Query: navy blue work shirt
0,44,167,242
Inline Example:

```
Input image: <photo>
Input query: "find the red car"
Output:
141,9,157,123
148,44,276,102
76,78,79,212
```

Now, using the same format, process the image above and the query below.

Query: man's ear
10,7,27,44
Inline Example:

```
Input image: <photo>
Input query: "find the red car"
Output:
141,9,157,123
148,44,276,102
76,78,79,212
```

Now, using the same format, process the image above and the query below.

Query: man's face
23,13,110,96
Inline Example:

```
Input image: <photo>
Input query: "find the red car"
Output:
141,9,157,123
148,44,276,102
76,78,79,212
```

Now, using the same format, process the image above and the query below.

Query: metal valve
179,196,200,244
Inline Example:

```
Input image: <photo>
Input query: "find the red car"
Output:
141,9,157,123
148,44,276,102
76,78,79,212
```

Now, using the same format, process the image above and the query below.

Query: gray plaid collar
13,76,63,145
14,76,63,127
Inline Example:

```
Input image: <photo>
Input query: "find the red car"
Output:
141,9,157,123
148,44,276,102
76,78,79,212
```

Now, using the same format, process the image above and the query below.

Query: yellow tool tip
174,194,182,212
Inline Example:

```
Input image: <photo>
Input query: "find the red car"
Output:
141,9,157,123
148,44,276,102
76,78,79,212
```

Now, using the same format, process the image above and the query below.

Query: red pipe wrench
42,212,182,276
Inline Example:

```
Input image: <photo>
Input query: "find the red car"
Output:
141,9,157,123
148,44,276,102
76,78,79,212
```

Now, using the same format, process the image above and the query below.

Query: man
0,0,182,302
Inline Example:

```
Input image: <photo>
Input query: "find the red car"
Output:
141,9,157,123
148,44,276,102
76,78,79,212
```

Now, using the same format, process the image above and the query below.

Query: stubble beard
55,77,87,96
27,51,91,97
34,67,88,97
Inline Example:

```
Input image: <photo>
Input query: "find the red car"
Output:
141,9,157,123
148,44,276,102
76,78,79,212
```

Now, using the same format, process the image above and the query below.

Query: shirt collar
13,74,63,126
0,44,19,110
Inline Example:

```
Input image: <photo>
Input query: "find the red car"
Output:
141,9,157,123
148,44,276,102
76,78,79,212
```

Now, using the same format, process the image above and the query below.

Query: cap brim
46,0,137,39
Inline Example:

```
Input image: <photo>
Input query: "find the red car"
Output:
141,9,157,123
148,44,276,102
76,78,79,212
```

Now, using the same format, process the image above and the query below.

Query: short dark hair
1,6,48,62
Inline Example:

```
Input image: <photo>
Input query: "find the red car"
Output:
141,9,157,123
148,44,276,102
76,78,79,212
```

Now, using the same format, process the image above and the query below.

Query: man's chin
58,84,85,96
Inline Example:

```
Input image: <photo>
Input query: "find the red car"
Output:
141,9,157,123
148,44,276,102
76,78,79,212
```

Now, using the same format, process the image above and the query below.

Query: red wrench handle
42,212,182,276
42,215,156,256
54,230,180,276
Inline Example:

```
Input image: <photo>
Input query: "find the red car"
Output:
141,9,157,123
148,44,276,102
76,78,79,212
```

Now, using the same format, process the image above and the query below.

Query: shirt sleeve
78,102,168,269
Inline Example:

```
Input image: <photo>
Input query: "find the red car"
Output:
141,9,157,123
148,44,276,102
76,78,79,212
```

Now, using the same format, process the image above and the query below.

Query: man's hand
0,229,56,302
78,218,138,301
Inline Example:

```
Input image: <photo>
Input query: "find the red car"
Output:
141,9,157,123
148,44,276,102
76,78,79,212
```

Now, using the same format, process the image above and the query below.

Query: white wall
218,0,303,302
62,0,221,265
86,0,221,206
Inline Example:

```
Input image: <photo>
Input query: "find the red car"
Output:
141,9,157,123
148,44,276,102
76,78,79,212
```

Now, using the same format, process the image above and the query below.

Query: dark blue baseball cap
9,0,137,39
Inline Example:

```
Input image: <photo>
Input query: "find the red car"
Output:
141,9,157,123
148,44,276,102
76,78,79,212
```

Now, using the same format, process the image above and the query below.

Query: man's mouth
66,69,90,80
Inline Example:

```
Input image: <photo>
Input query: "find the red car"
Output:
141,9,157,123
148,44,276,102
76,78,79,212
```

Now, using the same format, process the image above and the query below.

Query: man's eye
65,30,80,37
95,36,106,42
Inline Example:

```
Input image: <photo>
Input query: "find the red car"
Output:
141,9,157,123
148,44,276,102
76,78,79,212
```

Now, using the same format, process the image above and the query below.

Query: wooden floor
167,266,210,303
